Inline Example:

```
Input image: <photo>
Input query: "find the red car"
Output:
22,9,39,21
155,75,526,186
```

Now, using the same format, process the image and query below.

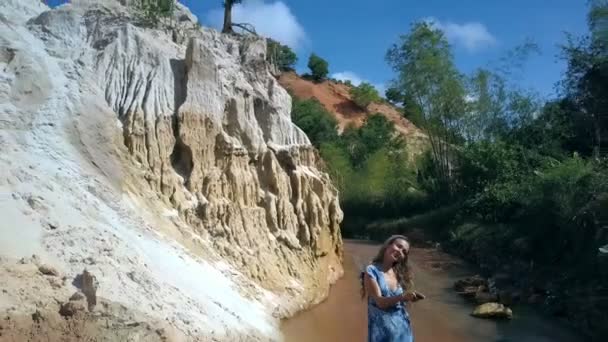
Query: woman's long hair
360,235,413,298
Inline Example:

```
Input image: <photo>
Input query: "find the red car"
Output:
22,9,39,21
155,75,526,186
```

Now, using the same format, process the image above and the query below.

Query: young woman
361,235,425,342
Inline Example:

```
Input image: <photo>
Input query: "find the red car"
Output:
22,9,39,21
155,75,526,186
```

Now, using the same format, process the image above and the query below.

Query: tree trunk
222,1,233,34
593,114,601,158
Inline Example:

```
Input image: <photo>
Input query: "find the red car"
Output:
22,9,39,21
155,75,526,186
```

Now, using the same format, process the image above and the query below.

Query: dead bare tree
222,0,242,33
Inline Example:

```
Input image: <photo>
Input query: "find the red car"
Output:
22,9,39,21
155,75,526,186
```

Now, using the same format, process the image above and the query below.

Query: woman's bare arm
363,273,415,309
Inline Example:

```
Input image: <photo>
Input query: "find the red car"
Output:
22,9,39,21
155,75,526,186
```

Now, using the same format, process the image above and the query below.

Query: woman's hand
402,291,426,302
412,291,426,301
402,292,417,302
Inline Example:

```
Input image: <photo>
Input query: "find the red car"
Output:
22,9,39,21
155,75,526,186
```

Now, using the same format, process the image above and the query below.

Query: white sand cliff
0,0,344,340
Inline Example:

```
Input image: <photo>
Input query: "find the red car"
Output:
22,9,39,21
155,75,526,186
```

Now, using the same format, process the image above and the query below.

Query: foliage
364,205,458,241
319,142,354,192
290,97,338,147
289,95,423,236
133,0,175,26
385,87,405,105
590,0,608,46
267,39,298,71
462,68,509,142
508,98,596,157
350,82,381,108
307,53,329,82
560,34,608,157
340,114,404,167
386,21,467,198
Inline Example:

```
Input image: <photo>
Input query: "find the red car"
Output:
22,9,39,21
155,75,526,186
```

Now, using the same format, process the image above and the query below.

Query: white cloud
425,17,496,52
205,0,307,50
331,71,386,97
331,71,365,86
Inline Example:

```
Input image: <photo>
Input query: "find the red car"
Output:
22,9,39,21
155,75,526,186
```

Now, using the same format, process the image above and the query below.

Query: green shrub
446,222,516,269
133,0,175,26
307,53,329,82
517,156,604,264
319,142,354,192
340,114,404,167
267,39,297,71
291,97,338,146
350,82,381,108
459,153,608,266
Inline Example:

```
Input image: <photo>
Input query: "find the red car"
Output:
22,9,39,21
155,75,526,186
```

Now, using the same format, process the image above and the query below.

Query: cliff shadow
169,58,193,185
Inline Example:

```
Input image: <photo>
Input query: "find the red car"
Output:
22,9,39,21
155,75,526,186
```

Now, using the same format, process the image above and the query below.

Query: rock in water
475,291,498,304
457,286,480,299
454,275,487,291
471,303,513,319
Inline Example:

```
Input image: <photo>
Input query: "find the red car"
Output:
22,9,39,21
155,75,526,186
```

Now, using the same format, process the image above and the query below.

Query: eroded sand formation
0,0,343,340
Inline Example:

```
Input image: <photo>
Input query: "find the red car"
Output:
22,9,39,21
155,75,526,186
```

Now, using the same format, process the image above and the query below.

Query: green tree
386,21,467,197
462,68,509,142
510,99,595,157
359,114,403,154
338,114,403,167
561,2,608,158
267,39,298,71
590,0,608,45
385,87,405,105
307,53,329,82
350,82,381,108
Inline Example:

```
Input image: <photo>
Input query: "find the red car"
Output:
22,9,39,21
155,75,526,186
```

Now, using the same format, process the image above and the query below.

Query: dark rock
456,286,479,299
454,275,487,291
73,270,98,311
475,291,499,304
31,310,43,323
38,264,59,276
69,291,85,301
59,301,86,317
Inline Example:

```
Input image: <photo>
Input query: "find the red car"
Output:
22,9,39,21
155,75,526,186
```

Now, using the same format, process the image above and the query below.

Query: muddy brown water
281,240,585,342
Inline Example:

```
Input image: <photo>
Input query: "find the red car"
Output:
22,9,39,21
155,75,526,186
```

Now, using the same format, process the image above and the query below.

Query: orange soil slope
278,72,425,141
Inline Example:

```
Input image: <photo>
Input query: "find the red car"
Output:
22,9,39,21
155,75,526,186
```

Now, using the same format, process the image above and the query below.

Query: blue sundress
363,263,414,342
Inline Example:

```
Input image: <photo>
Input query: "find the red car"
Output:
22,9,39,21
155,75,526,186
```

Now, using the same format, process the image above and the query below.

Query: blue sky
183,0,589,99
48,0,590,98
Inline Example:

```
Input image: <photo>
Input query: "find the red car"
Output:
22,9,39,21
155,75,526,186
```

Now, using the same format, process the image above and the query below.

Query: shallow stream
281,240,584,342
